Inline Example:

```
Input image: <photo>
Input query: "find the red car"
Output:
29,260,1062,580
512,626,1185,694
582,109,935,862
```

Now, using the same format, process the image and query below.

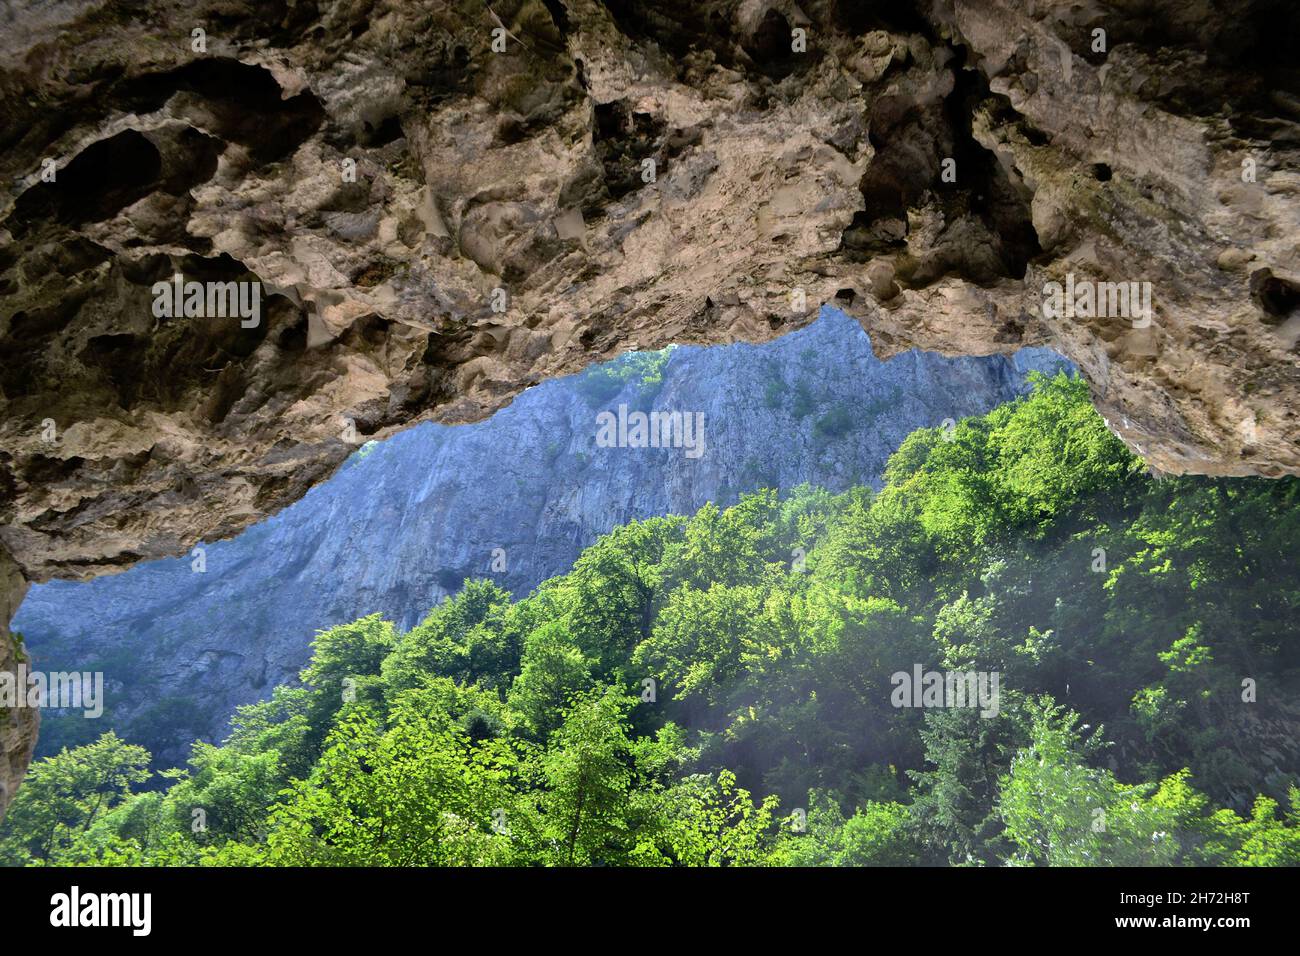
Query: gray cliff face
14,310,1068,764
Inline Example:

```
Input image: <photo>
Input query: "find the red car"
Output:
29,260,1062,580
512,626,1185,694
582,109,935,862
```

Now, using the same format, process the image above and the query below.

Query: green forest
4,373,1299,867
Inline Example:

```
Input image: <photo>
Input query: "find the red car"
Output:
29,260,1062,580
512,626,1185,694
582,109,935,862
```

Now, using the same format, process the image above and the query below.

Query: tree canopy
5,373,1298,867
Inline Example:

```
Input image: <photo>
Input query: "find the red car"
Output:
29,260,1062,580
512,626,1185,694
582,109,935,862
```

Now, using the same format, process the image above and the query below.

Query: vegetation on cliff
4,374,1298,867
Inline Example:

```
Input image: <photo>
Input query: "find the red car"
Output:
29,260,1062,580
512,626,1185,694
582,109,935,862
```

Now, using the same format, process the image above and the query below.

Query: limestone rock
1,0,1299,806
0,546,36,820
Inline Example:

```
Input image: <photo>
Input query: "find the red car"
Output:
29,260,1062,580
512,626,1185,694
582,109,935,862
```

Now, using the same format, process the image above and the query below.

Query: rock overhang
0,0,1296,590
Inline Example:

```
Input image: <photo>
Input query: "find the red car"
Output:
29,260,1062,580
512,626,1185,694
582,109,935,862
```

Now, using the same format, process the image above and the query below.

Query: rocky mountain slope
3,0,1297,815
14,309,1066,764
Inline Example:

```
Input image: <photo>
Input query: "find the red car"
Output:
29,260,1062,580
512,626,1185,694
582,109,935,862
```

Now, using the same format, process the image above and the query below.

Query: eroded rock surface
1,1,1299,809
0,545,36,819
